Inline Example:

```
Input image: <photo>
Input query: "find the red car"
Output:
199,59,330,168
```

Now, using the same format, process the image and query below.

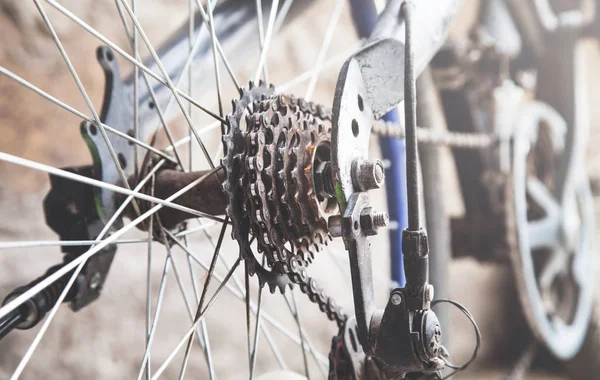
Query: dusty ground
0,1,595,379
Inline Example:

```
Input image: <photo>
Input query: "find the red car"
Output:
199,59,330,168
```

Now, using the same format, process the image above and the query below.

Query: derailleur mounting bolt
352,159,385,192
360,207,390,236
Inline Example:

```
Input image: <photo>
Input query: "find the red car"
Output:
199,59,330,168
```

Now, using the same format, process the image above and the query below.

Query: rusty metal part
144,167,227,230
240,92,345,326
219,84,346,326
221,81,292,293
243,93,335,267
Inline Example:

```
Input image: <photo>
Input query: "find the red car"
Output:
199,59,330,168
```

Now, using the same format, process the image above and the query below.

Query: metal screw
360,209,390,236
372,212,389,228
352,159,385,192
425,284,434,302
391,292,402,306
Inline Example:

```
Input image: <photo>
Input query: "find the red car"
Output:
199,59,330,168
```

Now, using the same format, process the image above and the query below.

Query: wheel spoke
117,0,218,170
304,0,345,101
284,293,327,378
137,255,171,380
255,0,269,82
34,0,144,217
145,176,155,380
131,0,140,180
254,0,279,84
188,0,196,172
155,232,215,380
0,239,152,249
249,285,264,379
113,0,185,168
45,0,225,124
245,263,253,367
289,291,311,379
171,234,327,366
175,222,216,238
178,218,229,376
0,67,176,164
151,256,242,380
0,166,220,321
0,152,226,223
179,236,216,380
277,43,362,93
204,0,226,155
192,0,242,91
273,0,295,37
8,155,166,379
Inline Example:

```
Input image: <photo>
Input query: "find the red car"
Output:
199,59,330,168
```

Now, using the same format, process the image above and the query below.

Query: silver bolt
352,159,385,192
391,292,402,306
360,209,389,236
425,284,435,302
89,272,102,290
372,212,389,228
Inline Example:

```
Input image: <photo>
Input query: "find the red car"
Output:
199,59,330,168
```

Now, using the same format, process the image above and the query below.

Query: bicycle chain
372,119,496,149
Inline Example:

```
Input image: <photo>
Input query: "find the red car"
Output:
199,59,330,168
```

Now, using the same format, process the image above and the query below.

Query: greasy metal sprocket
222,85,346,326
221,81,290,293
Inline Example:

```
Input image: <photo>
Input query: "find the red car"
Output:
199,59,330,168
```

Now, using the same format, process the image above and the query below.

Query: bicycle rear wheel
0,1,388,378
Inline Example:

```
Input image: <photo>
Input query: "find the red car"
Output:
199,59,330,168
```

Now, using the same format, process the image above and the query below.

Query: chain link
372,120,496,149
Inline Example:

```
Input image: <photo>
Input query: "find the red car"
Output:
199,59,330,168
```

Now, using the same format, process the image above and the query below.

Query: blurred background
0,0,599,379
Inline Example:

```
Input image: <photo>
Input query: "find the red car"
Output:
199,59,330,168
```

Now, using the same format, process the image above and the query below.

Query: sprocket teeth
224,86,336,299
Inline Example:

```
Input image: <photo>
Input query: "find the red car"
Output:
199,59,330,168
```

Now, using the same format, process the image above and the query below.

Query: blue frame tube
348,0,407,287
